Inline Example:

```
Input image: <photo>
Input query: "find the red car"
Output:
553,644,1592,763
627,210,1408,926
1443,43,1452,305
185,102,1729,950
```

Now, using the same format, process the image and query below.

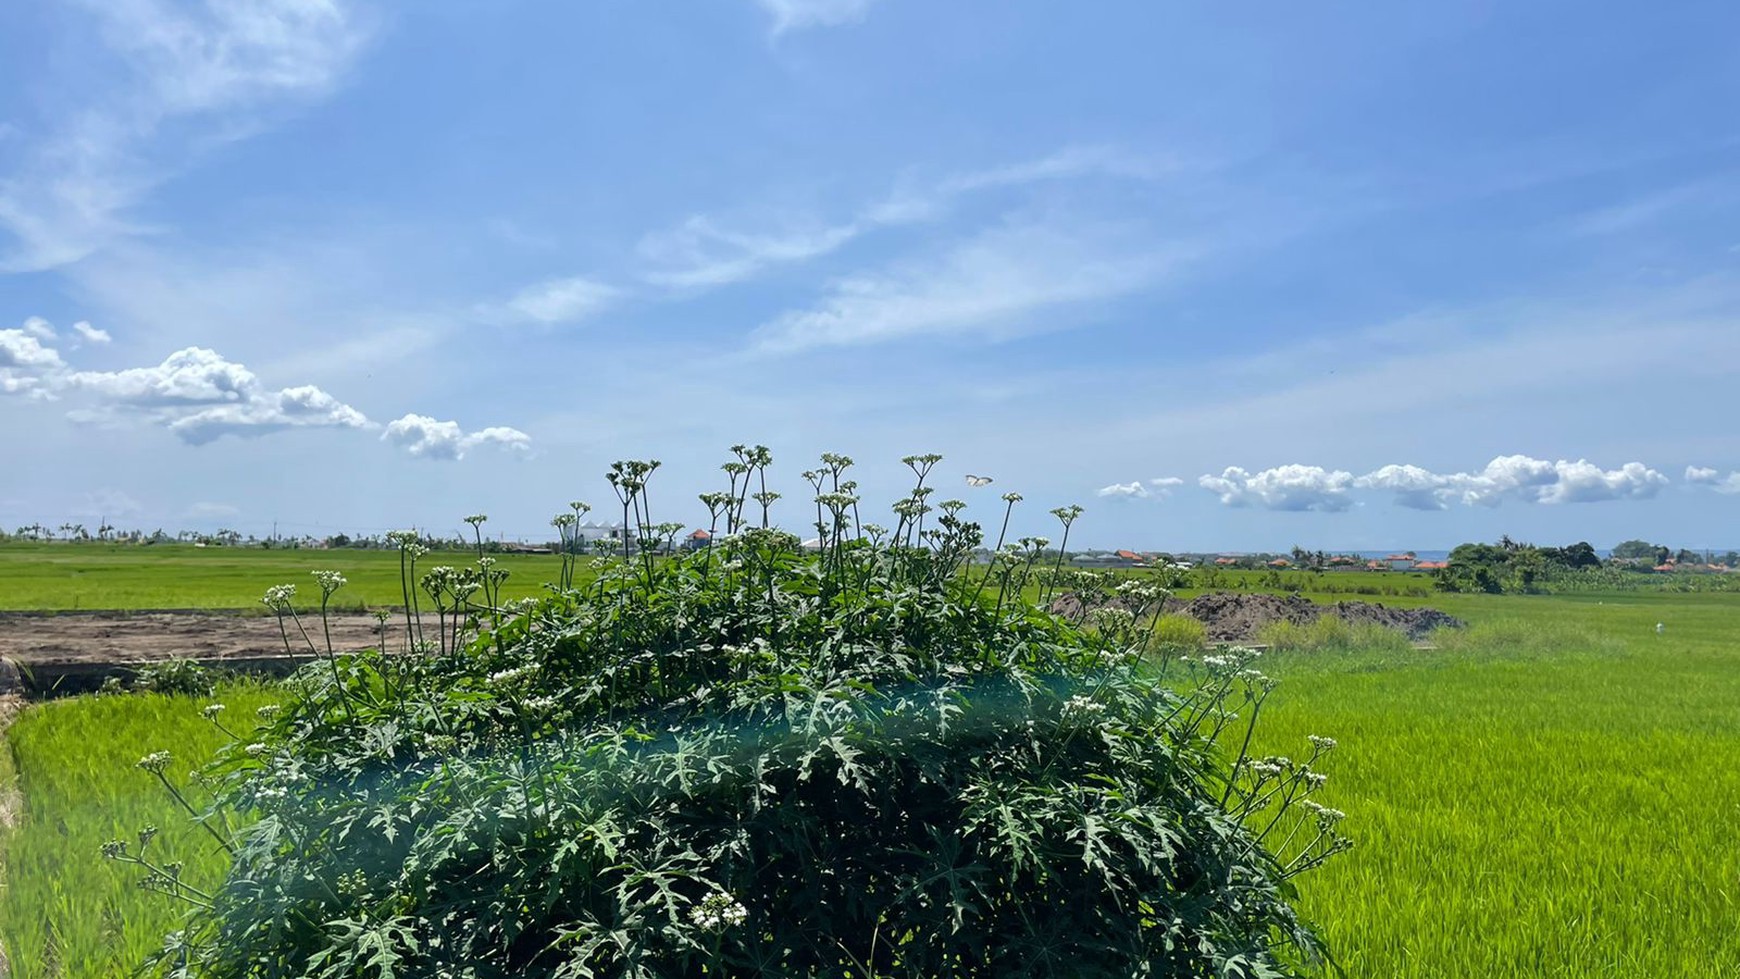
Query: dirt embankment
1049,590,1462,643
0,610,387,666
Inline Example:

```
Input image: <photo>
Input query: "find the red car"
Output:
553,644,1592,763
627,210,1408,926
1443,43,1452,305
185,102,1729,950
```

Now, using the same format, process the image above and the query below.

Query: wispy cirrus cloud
639,217,860,290
0,0,370,270
497,275,620,326
635,145,1170,292
754,0,879,36
751,220,1183,353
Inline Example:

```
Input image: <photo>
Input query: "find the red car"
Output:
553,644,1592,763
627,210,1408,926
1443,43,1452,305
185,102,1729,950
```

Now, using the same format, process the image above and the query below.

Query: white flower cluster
311,570,347,597
1089,607,1136,629
136,750,172,774
244,742,270,757
201,704,226,720
256,704,282,720
260,584,296,611
1249,757,1290,778
1301,799,1346,825
689,892,749,931
1063,694,1107,716
1307,735,1338,752
489,664,537,685
1115,580,1166,604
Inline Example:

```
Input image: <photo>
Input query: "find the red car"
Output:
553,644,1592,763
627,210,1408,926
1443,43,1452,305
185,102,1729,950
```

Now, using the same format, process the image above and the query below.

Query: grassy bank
0,686,276,978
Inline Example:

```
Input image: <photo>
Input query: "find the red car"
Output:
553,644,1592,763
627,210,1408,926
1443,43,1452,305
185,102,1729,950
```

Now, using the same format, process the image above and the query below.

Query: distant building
684,529,713,551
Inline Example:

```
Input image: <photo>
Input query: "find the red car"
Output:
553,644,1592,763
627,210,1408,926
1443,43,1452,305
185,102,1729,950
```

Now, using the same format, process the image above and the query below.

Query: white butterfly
964,474,993,487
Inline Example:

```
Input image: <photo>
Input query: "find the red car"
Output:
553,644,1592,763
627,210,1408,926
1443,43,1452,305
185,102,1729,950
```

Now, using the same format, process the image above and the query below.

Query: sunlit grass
0,686,277,978
1255,591,1740,977
0,543,582,611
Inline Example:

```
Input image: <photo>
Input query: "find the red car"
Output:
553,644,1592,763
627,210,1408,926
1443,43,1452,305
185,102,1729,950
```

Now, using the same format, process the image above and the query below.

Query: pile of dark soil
1180,592,1462,642
1046,592,1180,621
1324,600,1463,640
1179,593,1319,642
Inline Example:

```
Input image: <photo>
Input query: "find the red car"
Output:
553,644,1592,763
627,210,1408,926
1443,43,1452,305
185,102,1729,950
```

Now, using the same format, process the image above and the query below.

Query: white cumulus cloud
72,321,113,344
1354,463,1463,511
1686,465,1740,494
1096,476,1185,500
1355,456,1669,508
50,345,371,443
0,326,67,397
1199,465,1356,513
166,384,371,445
0,328,66,371
69,347,258,405
1096,481,1149,499
382,414,531,461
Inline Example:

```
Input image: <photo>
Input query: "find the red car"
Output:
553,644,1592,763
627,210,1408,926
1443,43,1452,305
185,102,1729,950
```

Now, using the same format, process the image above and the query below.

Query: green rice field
0,543,568,611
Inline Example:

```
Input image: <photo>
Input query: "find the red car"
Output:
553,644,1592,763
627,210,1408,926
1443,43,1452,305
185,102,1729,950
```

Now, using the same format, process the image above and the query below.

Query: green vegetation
107,456,1340,979
1436,538,1740,595
1255,591,1740,976
0,685,277,979
0,542,568,611
1253,616,1413,655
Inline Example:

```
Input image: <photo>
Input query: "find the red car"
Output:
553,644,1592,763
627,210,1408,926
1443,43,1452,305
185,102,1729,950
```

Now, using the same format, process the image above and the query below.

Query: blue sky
3,0,1739,551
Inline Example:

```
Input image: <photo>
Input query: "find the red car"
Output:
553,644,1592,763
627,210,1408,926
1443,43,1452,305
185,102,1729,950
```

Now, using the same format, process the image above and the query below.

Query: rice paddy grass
1256,590,1740,977
0,685,279,978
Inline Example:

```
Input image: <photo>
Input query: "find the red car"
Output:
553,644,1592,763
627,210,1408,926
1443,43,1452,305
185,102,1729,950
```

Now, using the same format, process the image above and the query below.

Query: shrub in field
1255,618,1412,655
111,451,1347,978
131,658,223,696
1150,613,1209,650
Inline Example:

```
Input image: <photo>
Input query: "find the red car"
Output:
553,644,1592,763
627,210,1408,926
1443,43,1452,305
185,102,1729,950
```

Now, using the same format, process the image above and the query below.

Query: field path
0,611,386,666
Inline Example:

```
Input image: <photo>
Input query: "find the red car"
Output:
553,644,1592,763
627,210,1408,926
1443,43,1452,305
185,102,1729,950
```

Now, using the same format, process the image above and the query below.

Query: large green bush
115,454,1346,978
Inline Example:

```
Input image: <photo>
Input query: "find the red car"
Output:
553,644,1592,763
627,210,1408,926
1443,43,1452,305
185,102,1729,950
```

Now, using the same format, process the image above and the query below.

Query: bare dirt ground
0,611,386,666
